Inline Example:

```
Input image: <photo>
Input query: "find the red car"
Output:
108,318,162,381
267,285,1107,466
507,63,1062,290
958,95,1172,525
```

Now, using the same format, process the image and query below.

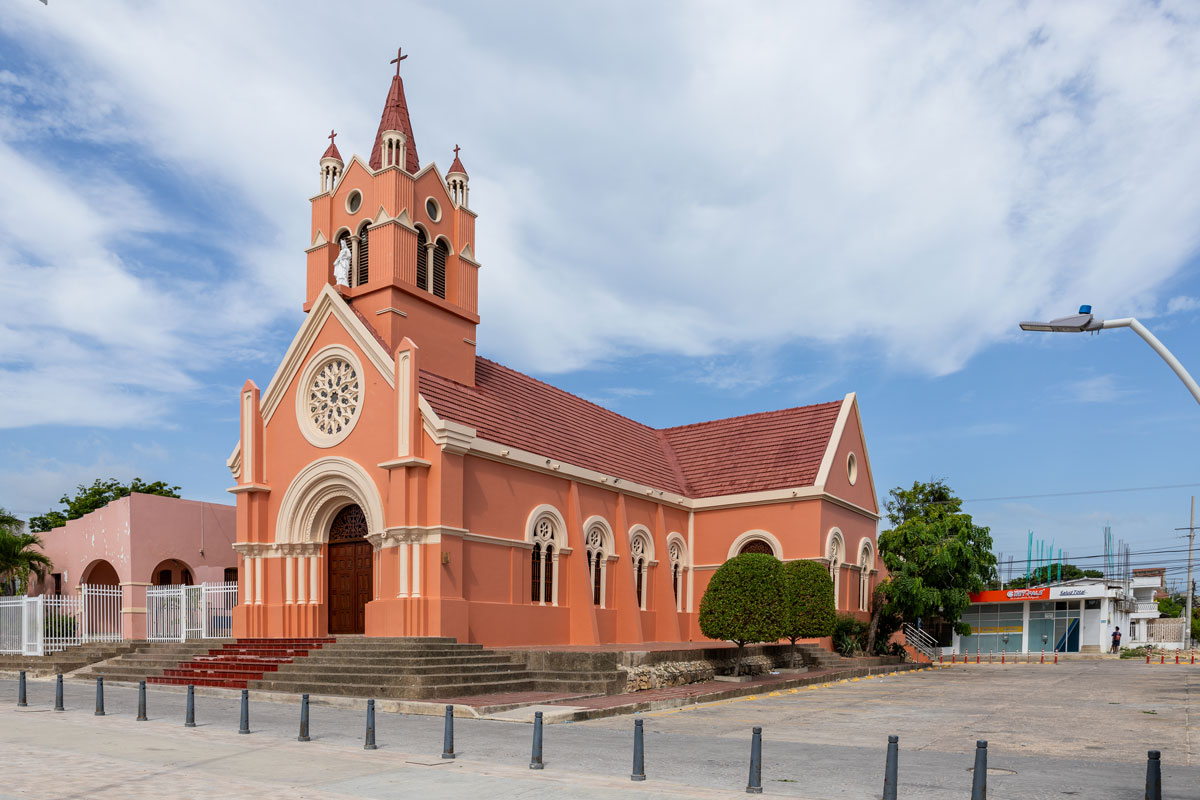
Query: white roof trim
260,284,395,424
814,393,854,490
453,430,878,518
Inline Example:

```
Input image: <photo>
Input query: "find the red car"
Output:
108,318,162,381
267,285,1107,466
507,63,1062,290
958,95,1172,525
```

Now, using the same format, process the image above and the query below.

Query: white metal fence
148,581,238,642
0,584,124,656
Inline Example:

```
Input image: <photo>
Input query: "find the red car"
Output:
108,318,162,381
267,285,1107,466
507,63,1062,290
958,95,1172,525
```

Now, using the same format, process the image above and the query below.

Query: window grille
433,240,448,299
416,229,429,291
531,517,557,605
356,223,370,286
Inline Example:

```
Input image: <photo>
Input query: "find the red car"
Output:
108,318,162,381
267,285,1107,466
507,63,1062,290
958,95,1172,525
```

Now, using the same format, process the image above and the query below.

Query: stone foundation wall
620,653,786,693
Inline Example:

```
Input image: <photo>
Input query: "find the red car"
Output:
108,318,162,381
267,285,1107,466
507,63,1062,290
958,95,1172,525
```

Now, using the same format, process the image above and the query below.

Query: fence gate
22,595,43,656
148,581,238,642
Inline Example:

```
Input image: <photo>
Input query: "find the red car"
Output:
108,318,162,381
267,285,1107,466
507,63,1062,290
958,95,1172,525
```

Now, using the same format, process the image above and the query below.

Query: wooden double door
327,505,372,635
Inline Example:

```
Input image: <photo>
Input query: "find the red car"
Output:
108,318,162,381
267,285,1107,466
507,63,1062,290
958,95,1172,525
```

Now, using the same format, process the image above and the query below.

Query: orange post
1040,648,1045,664
1161,653,1165,664
1053,649,1058,665
1175,653,1180,665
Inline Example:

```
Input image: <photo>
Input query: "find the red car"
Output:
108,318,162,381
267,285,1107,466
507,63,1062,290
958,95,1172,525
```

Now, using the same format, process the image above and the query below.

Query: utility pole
1176,497,1196,648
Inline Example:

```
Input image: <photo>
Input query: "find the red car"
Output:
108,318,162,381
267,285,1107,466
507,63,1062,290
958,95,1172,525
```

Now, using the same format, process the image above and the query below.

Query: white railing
1135,602,1161,614
0,585,124,656
148,581,238,642
902,622,942,661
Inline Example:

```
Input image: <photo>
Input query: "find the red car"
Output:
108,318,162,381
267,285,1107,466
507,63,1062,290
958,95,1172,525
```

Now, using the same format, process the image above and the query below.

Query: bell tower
304,48,481,386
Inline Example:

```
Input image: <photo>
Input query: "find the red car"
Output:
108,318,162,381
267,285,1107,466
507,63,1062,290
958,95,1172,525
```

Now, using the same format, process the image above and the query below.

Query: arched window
432,239,449,299
530,516,558,606
586,525,607,607
858,542,875,612
739,540,773,556
416,228,429,291
668,538,687,612
631,532,650,610
827,531,844,610
356,222,370,286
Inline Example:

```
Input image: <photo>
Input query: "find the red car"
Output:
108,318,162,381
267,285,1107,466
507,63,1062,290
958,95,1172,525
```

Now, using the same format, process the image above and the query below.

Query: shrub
832,613,868,656
781,560,836,667
699,553,788,675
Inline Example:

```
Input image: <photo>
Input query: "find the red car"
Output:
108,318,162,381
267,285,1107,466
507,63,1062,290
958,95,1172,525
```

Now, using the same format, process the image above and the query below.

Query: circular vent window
346,190,362,214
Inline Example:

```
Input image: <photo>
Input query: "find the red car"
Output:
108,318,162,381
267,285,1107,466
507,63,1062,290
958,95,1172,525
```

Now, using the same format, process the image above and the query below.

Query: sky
2,1,1199,589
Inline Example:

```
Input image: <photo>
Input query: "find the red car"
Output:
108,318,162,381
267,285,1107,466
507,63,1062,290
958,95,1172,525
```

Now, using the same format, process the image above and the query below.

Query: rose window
308,359,360,436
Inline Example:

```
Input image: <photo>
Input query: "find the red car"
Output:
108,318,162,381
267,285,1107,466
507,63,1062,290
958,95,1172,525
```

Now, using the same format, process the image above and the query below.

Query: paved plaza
1,662,1197,798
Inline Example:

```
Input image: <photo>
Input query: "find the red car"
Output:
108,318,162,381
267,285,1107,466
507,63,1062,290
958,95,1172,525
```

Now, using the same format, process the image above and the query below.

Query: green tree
780,559,836,667
0,508,52,595
699,553,788,676
1157,595,1183,619
876,479,997,636
29,478,181,532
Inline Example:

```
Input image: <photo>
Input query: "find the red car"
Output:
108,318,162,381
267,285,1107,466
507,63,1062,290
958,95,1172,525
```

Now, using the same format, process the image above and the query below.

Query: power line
963,483,1200,504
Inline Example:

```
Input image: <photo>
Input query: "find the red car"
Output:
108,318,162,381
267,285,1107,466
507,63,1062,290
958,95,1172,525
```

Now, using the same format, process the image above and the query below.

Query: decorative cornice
378,457,432,470
233,541,322,557
227,483,270,495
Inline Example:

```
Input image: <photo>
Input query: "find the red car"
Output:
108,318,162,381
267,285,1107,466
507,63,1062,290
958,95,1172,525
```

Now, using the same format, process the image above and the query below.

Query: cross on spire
390,47,408,77
454,144,460,158
328,129,337,144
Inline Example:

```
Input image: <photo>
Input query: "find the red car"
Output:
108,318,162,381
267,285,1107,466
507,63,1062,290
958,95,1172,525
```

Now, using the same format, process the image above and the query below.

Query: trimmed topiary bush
698,552,787,675
781,559,836,667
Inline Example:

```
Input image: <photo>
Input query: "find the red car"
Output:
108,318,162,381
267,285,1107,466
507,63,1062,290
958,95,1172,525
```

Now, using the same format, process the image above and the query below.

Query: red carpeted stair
146,638,335,689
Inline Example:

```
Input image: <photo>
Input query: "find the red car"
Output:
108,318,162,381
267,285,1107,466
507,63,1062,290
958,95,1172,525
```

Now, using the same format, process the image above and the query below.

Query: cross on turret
328,129,337,145
391,47,408,77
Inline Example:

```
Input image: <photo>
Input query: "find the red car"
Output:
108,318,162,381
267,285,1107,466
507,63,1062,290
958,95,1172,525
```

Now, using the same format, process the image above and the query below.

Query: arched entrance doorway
327,504,372,634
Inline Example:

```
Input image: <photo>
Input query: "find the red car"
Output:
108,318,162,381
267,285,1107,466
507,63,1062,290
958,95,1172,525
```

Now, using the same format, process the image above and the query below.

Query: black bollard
883,735,899,800
746,726,763,794
54,674,64,712
137,680,148,721
184,684,196,727
17,670,27,707
1145,750,1162,800
441,704,456,759
94,676,105,716
364,699,377,750
971,740,987,800
238,689,249,734
298,694,311,742
529,711,544,769
631,718,646,782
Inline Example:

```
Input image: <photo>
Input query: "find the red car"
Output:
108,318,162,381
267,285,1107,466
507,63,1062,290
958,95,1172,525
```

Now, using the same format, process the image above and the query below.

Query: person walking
1110,626,1121,654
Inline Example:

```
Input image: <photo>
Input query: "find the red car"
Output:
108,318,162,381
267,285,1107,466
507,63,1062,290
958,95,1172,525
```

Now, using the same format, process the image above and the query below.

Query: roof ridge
654,429,692,496
660,399,843,434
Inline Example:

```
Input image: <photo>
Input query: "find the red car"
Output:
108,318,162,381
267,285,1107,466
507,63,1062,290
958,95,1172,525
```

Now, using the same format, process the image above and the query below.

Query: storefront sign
969,588,1049,603
1050,585,1110,599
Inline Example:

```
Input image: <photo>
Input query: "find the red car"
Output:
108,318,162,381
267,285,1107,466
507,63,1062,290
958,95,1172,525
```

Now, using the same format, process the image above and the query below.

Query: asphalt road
1,662,1197,798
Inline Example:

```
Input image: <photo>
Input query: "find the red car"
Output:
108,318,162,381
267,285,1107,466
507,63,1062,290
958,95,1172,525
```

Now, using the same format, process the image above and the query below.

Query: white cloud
1058,374,1135,404
1,0,1199,435
1166,295,1200,314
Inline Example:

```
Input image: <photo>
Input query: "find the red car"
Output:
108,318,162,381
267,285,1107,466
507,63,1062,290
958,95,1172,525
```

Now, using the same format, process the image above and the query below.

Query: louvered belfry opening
432,239,448,299
416,228,429,291
356,222,370,286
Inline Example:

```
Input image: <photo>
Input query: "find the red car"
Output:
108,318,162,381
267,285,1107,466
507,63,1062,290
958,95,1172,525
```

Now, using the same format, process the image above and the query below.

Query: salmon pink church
227,52,883,646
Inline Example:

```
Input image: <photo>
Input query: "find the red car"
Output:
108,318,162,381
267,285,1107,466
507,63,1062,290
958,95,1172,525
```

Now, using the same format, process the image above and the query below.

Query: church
228,52,882,646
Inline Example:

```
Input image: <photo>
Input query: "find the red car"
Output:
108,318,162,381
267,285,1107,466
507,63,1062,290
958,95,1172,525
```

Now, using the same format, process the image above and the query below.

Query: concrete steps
75,640,236,683
0,641,142,677
145,638,330,689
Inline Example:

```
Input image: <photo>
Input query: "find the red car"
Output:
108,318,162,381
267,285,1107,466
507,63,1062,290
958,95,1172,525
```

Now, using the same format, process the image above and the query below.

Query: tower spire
369,47,419,173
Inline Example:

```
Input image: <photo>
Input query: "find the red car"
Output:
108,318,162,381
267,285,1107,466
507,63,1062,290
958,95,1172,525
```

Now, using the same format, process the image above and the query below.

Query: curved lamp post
1019,306,1200,404
1019,305,1198,648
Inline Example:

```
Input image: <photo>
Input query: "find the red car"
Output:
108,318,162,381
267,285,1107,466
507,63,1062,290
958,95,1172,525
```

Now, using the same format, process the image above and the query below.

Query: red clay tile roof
369,74,420,173
321,141,343,162
661,402,841,497
448,153,467,176
418,357,844,499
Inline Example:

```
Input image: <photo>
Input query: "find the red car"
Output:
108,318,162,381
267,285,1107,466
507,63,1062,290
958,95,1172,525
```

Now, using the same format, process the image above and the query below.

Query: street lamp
1020,305,1199,648
1019,305,1200,404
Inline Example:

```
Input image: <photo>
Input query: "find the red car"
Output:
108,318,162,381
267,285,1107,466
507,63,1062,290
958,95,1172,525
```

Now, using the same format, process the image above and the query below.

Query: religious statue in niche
333,240,352,287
